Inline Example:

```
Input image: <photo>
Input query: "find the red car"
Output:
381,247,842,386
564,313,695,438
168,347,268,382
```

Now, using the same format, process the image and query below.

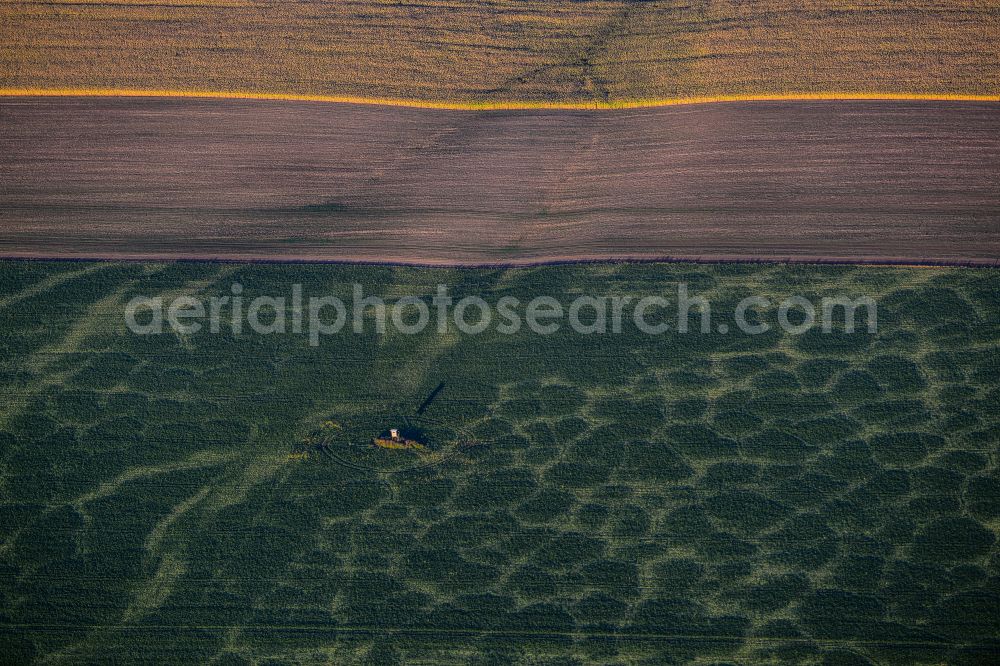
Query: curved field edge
3,88,999,110
2,254,998,271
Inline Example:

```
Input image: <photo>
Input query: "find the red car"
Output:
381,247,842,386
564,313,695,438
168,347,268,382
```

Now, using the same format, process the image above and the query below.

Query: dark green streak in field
0,261,998,664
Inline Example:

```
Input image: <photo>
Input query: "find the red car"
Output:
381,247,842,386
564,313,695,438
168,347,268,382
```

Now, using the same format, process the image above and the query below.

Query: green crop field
1,260,998,663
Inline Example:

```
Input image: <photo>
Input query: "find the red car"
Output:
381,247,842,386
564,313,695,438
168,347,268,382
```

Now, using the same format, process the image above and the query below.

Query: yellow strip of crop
1,88,998,110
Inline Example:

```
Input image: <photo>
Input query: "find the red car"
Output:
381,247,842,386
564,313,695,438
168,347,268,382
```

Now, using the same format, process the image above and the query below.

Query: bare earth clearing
1,97,998,266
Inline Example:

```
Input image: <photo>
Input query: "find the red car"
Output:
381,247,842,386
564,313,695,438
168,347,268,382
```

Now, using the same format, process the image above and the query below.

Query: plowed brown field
1,97,998,266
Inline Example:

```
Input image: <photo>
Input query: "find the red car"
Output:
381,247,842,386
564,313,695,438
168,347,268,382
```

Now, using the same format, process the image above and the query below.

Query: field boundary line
0,622,989,649
2,254,997,269
2,88,999,110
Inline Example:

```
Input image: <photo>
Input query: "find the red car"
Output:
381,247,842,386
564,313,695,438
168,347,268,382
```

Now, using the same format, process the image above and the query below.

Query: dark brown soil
2,97,998,266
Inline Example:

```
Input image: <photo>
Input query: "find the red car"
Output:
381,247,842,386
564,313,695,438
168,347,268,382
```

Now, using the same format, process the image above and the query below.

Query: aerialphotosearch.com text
125,283,877,346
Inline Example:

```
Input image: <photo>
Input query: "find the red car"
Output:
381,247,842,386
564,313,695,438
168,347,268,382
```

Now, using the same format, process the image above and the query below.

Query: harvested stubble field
2,96,999,266
0,260,999,663
1,0,999,103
